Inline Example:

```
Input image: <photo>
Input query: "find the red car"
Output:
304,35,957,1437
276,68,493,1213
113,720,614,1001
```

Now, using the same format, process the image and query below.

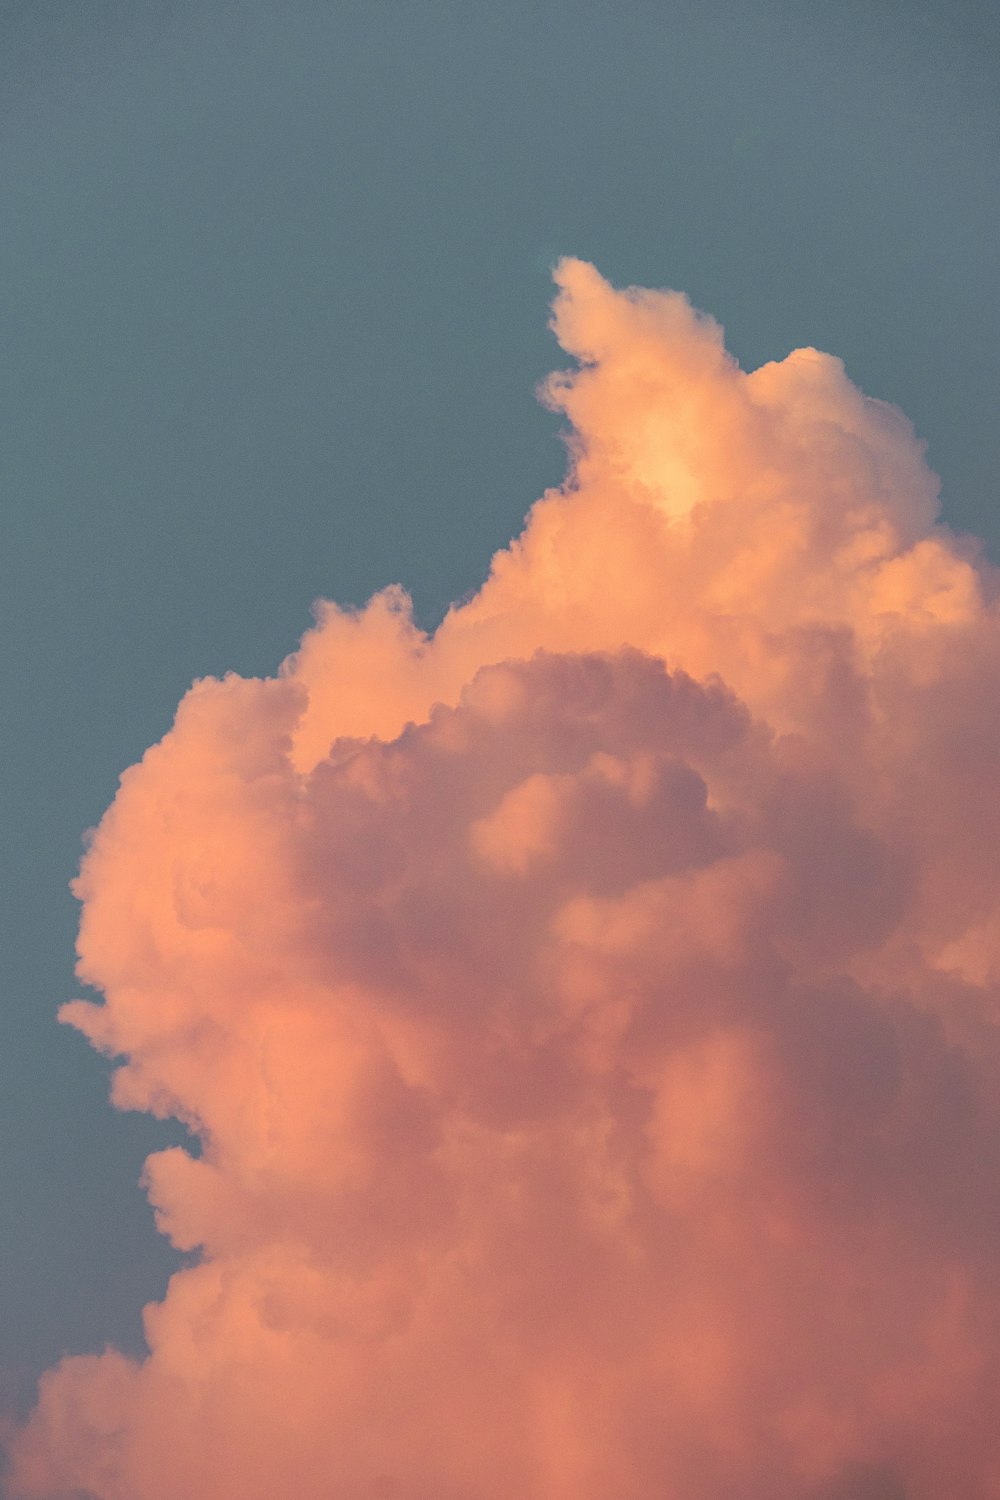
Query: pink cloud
9,263,1000,1500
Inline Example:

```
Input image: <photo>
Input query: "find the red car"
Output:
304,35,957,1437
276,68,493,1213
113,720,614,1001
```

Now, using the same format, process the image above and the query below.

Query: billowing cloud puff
9,261,1000,1500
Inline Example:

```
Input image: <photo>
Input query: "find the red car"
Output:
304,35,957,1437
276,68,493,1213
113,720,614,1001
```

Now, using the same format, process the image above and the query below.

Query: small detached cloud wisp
9,261,1000,1500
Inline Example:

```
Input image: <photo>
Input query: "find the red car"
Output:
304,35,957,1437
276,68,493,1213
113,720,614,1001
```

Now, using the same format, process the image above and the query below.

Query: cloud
8,261,1000,1499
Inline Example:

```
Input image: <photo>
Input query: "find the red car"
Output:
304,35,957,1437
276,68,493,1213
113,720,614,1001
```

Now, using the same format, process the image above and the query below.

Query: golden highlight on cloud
10,261,1000,1500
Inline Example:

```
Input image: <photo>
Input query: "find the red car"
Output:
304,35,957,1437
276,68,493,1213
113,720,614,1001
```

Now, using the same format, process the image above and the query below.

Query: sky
1,1,999,1494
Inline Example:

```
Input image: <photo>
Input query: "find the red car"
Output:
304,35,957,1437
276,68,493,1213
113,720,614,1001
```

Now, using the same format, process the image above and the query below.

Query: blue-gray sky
1,0,997,1397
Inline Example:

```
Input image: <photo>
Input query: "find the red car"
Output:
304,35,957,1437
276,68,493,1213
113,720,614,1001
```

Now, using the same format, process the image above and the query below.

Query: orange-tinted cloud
9,262,1000,1500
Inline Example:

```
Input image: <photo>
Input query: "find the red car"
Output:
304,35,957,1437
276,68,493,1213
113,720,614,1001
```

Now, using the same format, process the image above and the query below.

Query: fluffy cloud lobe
10,261,1000,1500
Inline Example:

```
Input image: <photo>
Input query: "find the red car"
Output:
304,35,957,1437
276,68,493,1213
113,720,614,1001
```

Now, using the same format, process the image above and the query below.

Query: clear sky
1,0,998,1414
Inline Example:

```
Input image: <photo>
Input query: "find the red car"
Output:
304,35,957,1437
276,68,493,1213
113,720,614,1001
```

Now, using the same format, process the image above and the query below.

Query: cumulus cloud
8,260,1000,1500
